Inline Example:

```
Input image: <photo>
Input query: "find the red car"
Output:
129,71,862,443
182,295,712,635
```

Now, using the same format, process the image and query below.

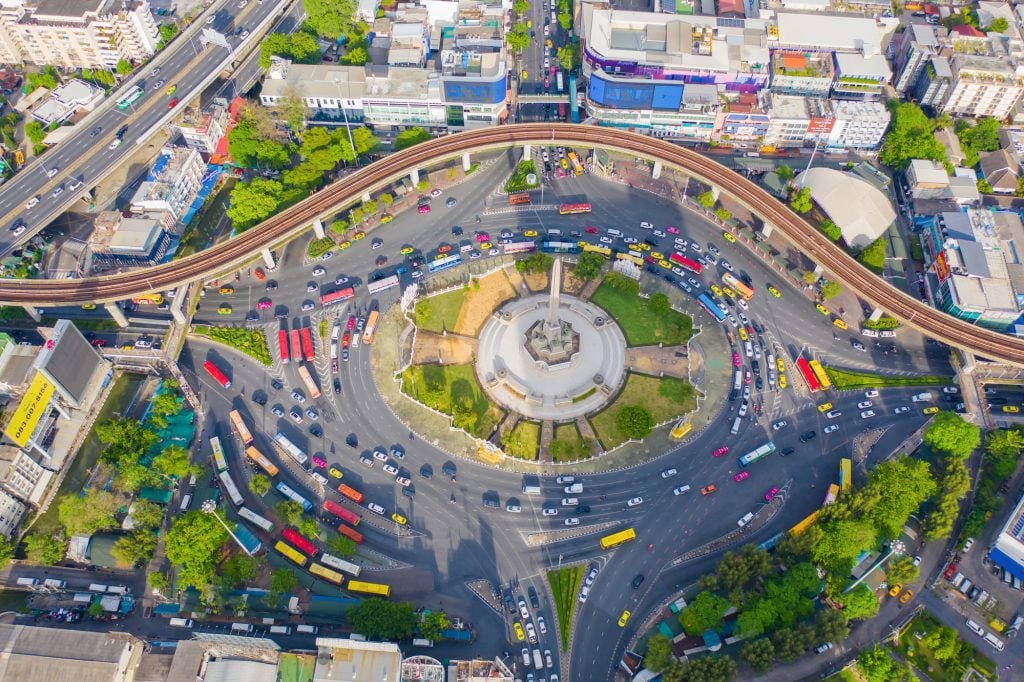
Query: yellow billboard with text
5,373,54,447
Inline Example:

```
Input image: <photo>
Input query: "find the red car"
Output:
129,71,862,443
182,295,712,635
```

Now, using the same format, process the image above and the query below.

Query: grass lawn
825,366,952,391
550,423,593,462
502,420,540,460
399,364,503,438
547,565,584,652
413,289,466,333
892,612,996,682
590,373,697,449
591,282,692,346
193,326,271,366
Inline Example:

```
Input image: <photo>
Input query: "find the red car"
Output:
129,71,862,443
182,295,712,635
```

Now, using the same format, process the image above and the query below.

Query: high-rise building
942,54,1024,120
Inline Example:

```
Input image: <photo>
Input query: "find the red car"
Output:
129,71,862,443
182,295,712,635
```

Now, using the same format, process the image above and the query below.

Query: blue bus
274,481,312,511
428,253,462,273
540,240,580,254
697,292,726,323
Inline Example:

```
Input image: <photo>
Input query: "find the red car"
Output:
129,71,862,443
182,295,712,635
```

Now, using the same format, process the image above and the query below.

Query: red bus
558,202,592,215
337,524,364,545
300,327,314,363
324,499,361,527
277,329,289,364
795,357,820,392
289,329,302,363
670,252,703,275
203,360,231,389
282,528,318,556
320,287,355,306
338,484,364,505
508,193,531,205
558,102,566,120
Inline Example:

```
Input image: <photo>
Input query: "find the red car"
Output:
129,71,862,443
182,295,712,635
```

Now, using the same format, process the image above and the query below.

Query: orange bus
361,310,380,345
338,484,365,504
508,192,531,205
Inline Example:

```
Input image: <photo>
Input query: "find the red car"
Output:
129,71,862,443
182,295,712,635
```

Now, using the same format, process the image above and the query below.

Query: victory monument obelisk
525,258,580,368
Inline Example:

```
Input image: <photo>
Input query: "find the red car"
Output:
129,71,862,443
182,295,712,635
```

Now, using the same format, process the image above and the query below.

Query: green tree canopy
249,474,271,496
858,236,887,273
394,127,432,151
986,16,1009,33
226,116,291,169
227,179,284,230
616,405,654,440
814,608,848,643
644,633,675,672
351,127,381,156
880,102,947,171
276,500,305,526
111,530,157,567
148,571,169,592
271,567,299,593
129,500,165,530
23,533,64,565
648,292,671,314
96,418,158,467
886,555,921,585
298,517,320,540
776,164,795,182
789,187,812,214
115,59,133,75
302,0,357,39
421,611,450,642
679,591,729,635
219,554,259,588
740,637,776,673
507,24,530,53
573,251,605,280
348,598,417,640
165,510,229,590
58,488,120,535
557,45,578,71
820,280,842,301
923,411,981,460
839,584,879,621
152,444,196,481
328,532,357,557
818,219,842,241
696,190,716,209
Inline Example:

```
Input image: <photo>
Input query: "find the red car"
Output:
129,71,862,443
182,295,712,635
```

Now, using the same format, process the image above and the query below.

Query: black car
333,378,341,394
89,126,102,136
116,125,128,139
442,462,457,480
528,586,540,609
251,393,267,406
799,430,817,443
451,225,463,236
631,574,645,589
755,375,764,390
504,590,516,614
402,485,415,498
419,464,433,479
780,447,795,456
310,424,322,437
265,280,278,291
576,504,590,514
345,433,358,447
271,378,283,391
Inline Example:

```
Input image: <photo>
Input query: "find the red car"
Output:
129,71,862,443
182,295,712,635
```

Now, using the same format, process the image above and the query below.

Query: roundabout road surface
1,124,1023,365
171,157,947,679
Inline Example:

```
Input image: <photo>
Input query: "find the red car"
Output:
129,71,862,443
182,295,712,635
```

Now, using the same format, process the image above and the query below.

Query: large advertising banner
5,372,54,447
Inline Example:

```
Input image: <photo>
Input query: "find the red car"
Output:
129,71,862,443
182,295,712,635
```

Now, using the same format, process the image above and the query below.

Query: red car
257,298,272,310
437,244,452,254
417,204,431,214
341,332,351,348
713,446,729,457
732,352,741,367
90,338,107,347
167,98,178,108
744,370,751,384
734,471,750,482
585,226,599,234
943,562,958,581
346,315,357,331
764,486,779,501
475,232,491,243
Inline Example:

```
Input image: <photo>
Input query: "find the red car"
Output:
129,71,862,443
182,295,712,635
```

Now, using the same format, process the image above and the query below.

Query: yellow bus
599,528,636,550
790,510,820,535
578,241,612,258
568,151,583,176
839,458,852,492
275,541,308,568
616,251,643,267
808,360,831,390
309,562,345,585
347,580,392,597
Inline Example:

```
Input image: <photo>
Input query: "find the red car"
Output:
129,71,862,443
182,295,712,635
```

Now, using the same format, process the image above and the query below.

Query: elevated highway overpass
4,124,1024,367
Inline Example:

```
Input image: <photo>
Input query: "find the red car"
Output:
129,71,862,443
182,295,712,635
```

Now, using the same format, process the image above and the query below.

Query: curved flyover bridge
1,124,1022,366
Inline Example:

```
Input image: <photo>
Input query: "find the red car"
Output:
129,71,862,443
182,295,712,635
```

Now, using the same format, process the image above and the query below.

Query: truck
533,648,544,668
442,628,473,642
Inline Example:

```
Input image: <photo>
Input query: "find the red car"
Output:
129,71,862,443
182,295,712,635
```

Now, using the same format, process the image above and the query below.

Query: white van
564,483,583,494
349,633,368,641
169,618,194,628
984,632,1004,651
269,625,292,635
296,624,319,634
966,619,985,637
737,512,755,527
561,498,578,507
412,637,434,647
606,229,622,238
911,392,932,402
731,416,742,435
42,579,65,589
179,493,192,512
230,623,254,633
547,229,562,236
15,577,37,587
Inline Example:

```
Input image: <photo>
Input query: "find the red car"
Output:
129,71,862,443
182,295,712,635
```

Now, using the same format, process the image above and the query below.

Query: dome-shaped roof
795,167,896,249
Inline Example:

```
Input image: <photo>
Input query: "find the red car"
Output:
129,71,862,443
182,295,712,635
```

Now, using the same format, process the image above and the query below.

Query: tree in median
348,598,417,640
923,410,981,460
572,251,605,280
740,637,776,673
678,590,729,635
276,500,304,527
643,633,675,672
164,510,229,590
696,190,716,209
249,474,271,496
616,405,654,441
298,517,320,540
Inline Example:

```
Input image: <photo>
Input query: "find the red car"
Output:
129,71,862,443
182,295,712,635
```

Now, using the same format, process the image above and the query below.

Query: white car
739,313,750,325
11,225,25,237
525,622,537,643
913,555,922,567
627,497,644,507
518,599,529,620
305,407,318,420
372,449,388,462
382,463,399,476
894,406,910,414
564,517,580,526
943,386,959,394
962,537,975,553
368,502,386,515
661,468,677,478
240,30,249,39
640,221,653,229
45,167,58,178
537,616,547,634
673,485,691,495
108,139,122,150
395,476,412,487
306,283,318,292
543,57,550,69
826,410,842,419
431,188,443,198
599,236,613,244
542,508,559,516
578,585,590,602
542,150,549,162
719,259,733,272
772,420,788,431
25,197,39,209
51,186,63,198
556,476,575,484
860,410,876,419
312,266,325,276
687,277,701,289
728,316,738,328
69,180,82,191
653,230,666,238
737,298,749,310
624,236,639,245
865,389,879,398
824,424,839,434
858,401,873,409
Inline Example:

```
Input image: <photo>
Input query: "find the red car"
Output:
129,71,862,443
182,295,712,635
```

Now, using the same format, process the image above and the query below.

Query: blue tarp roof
989,546,1024,582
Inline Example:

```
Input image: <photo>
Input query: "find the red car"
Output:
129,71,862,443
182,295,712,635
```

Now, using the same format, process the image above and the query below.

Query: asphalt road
158,157,962,678
0,0,286,256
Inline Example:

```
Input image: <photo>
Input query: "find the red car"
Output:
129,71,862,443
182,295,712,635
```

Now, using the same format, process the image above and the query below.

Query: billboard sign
5,372,54,447
935,250,950,282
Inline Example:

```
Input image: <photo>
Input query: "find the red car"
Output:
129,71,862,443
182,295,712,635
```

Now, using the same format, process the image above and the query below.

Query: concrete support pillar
261,248,276,269
21,305,40,322
761,223,774,238
171,305,186,325
463,152,472,171
960,351,976,374
869,307,884,322
312,218,325,240
361,191,371,203
409,168,420,186
652,160,663,179
813,264,824,276
710,186,721,202
105,302,129,328
523,144,532,161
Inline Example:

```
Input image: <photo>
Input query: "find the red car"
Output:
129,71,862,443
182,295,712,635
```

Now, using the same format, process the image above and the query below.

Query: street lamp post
201,499,255,557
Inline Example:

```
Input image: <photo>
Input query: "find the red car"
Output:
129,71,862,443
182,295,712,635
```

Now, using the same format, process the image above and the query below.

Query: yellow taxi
513,622,525,641
219,286,234,295
524,230,538,237
767,284,781,298
779,374,787,389
328,465,344,479
217,304,232,315
833,318,849,330
401,246,415,255
391,513,407,526
352,231,366,241
923,406,939,414
738,327,748,342
722,231,737,243
710,284,724,297
888,583,903,597
776,358,785,373
81,303,96,310
899,590,914,605
480,242,492,250
560,158,569,170
381,213,393,224
618,610,632,627
658,260,671,269
1003,405,1020,414
166,84,177,95
815,303,829,315
522,69,528,79
722,286,736,299
651,251,664,261
339,241,352,250
636,243,651,252
818,402,833,413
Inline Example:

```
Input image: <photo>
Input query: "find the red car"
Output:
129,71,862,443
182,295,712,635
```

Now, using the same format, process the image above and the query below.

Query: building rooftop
31,0,105,21
774,12,898,54
834,52,892,80
108,218,164,255
830,99,890,120
314,638,402,682
262,62,443,103
769,94,829,119
445,658,514,682
910,159,950,186
204,659,278,682
0,624,135,682
796,167,896,249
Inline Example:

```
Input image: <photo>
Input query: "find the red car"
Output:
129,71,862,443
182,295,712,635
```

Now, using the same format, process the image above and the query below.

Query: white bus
274,432,308,465
238,506,275,533
320,552,361,577
218,470,244,507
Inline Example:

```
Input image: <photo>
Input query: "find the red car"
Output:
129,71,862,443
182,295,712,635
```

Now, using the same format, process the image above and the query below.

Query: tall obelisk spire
546,257,562,330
